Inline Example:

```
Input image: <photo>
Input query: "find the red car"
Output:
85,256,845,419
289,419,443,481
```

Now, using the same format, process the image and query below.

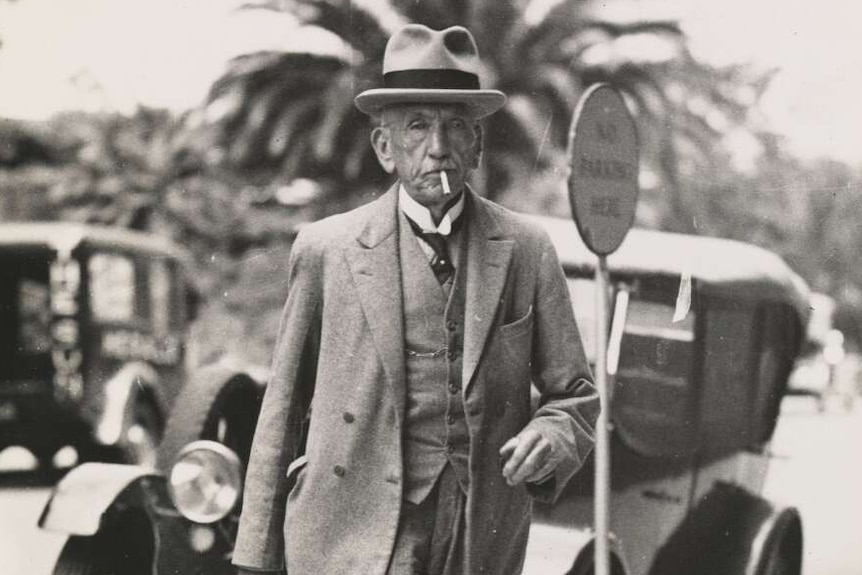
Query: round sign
567,84,639,256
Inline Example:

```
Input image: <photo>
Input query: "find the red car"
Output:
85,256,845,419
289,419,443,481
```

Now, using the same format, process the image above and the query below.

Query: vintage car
0,223,192,468
38,216,810,575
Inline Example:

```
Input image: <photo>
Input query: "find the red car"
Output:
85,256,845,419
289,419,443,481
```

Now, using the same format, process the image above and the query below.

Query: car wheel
52,536,103,575
758,512,803,575
52,511,155,575
760,545,798,575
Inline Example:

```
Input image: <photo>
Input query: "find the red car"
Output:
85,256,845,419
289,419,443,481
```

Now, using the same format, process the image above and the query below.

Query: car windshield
0,248,53,380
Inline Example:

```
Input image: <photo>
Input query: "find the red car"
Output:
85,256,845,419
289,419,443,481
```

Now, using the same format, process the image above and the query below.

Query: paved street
0,465,65,575
763,396,862,575
1,396,860,575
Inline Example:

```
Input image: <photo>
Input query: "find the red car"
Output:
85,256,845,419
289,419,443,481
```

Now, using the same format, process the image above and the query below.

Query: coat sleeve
233,231,323,571
523,230,600,503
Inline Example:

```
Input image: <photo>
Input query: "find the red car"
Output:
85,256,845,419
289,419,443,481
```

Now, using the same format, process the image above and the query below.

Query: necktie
418,231,455,285
406,218,455,285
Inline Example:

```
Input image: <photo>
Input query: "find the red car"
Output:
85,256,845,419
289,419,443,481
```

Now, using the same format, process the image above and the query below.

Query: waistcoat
398,209,470,504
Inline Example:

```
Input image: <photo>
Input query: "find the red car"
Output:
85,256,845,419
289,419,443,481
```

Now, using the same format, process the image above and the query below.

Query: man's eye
409,121,428,131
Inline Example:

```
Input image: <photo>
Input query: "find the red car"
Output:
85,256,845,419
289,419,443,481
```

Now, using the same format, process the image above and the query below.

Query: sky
0,0,860,165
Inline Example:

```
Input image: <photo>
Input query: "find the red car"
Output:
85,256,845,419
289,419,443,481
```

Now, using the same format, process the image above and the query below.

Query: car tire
756,510,803,575
52,536,114,575
52,511,155,575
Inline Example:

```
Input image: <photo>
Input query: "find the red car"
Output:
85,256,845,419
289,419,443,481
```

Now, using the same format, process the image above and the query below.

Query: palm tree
196,0,771,231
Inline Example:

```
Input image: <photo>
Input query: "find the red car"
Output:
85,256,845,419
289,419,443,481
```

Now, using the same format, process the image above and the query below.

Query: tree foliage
193,0,776,236
3,1,862,356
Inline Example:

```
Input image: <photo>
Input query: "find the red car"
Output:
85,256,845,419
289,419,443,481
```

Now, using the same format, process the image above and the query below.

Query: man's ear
371,125,396,174
470,123,484,170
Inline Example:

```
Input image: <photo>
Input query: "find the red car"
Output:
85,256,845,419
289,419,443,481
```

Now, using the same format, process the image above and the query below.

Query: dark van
37,216,809,575
0,223,191,467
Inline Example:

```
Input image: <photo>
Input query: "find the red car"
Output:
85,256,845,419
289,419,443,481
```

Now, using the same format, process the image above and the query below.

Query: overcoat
233,184,599,574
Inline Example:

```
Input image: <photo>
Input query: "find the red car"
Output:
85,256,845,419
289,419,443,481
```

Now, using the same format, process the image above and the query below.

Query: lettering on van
101,329,182,366
50,258,84,400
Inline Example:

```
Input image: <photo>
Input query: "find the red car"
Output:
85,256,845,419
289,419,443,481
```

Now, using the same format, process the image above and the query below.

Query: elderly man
234,24,599,575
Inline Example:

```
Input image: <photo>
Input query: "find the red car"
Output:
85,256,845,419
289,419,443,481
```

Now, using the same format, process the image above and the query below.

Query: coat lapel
345,186,406,426
463,191,514,393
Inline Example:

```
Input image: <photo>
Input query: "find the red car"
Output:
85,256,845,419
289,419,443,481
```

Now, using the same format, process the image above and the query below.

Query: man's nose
427,123,450,158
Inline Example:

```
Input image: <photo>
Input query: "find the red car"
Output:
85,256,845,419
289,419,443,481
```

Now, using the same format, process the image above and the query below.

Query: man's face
371,103,482,210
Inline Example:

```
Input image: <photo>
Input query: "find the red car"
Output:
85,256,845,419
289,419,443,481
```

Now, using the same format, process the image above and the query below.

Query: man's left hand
499,429,557,486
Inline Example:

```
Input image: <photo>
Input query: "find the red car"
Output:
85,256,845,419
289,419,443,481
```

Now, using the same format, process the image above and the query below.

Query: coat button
446,349,458,360
343,412,355,423
446,320,457,331
446,443,455,454
448,384,459,394
333,465,345,477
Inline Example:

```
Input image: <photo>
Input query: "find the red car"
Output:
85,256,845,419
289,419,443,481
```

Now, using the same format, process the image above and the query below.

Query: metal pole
594,256,611,575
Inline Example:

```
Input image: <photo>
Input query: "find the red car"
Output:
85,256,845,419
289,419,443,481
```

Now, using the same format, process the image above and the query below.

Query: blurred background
2,0,861,366
1,0,861,573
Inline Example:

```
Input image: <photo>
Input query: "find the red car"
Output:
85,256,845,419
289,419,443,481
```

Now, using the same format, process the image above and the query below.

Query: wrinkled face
371,103,482,211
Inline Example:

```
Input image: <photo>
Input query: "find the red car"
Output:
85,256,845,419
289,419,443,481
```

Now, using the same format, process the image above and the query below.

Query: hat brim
354,88,506,118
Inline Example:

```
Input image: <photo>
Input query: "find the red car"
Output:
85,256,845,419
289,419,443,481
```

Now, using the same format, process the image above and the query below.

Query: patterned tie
419,231,455,285
407,218,455,285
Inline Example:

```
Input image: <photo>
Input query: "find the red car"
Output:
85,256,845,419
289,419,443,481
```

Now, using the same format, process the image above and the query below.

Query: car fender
523,522,630,575
94,362,164,446
38,462,163,536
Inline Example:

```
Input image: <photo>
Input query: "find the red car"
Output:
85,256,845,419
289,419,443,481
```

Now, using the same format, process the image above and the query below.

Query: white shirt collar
398,184,465,236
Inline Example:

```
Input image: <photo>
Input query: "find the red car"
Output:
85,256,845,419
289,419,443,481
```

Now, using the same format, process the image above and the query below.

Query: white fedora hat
354,24,506,118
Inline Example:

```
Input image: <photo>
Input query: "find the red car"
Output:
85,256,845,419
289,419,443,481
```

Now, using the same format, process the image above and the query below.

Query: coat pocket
500,305,533,340
286,454,308,487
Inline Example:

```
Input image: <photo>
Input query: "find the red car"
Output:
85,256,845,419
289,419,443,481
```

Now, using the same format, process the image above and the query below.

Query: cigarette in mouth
440,170,452,195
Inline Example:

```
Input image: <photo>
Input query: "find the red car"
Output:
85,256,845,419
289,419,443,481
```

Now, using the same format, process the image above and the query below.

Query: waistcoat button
333,465,345,477
343,412,355,423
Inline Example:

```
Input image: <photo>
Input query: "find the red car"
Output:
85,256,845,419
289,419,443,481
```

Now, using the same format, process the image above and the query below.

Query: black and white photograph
1,1,861,574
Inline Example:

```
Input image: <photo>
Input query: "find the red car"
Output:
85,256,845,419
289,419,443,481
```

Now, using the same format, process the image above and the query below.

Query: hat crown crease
354,24,506,118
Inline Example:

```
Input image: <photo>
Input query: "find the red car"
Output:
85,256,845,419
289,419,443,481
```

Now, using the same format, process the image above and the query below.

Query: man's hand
499,428,557,486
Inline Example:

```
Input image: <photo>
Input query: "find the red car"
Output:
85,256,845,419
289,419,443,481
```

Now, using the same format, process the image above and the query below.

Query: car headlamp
168,440,243,524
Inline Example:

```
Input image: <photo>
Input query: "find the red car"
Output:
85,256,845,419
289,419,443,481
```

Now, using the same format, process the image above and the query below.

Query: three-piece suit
233,184,599,574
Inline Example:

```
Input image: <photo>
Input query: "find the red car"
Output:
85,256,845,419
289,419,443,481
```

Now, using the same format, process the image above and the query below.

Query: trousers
386,464,467,575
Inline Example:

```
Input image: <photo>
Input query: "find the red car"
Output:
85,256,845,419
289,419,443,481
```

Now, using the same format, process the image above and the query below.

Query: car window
89,253,138,324
699,301,756,452
149,259,172,334
18,278,51,353
614,295,698,457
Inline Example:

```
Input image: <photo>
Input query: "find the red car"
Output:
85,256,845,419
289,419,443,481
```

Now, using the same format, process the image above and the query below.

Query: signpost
566,83,639,575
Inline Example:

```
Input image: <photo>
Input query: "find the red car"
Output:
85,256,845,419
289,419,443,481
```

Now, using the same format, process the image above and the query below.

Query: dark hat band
383,69,480,90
